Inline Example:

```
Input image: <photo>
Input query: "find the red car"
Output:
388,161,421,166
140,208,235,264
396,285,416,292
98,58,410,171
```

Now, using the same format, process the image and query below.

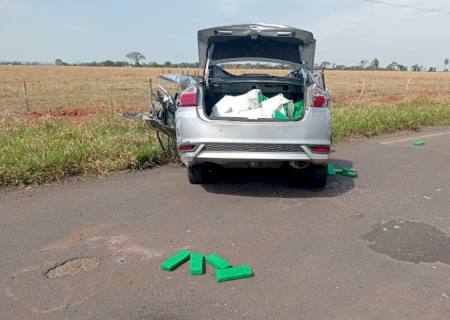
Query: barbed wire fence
0,79,150,113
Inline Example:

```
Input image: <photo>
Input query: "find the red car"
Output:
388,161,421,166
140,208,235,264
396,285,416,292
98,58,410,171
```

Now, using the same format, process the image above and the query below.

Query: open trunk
198,24,315,122
203,65,306,121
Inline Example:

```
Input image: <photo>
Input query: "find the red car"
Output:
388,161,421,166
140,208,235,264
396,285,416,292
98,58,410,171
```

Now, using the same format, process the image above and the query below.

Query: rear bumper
179,145,328,166
176,107,332,167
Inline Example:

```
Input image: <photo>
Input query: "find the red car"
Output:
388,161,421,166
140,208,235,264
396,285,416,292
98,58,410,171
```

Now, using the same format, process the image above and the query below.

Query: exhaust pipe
288,161,309,170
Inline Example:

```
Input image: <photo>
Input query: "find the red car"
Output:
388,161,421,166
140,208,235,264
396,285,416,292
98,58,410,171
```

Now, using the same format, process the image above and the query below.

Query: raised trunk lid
198,23,316,70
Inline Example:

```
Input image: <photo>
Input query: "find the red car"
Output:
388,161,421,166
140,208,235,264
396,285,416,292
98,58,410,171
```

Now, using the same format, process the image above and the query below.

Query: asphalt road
1,127,450,320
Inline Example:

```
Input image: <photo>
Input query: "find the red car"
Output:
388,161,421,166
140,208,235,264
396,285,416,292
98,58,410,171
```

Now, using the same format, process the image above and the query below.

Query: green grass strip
332,98,450,142
0,115,167,186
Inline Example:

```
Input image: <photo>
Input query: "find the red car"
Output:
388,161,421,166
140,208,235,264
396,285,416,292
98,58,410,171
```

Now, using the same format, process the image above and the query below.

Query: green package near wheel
215,265,254,282
190,253,205,275
205,253,232,270
327,164,337,176
341,170,358,177
160,249,190,271
337,167,358,177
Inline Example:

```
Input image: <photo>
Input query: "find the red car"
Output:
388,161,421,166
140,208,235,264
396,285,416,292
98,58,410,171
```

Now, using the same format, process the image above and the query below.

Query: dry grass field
1,66,450,114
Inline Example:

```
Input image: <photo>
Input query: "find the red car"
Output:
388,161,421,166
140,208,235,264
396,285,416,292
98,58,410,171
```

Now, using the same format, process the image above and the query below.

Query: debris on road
442,292,450,300
327,164,337,176
161,250,253,282
341,168,358,178
215,265,254,282
413,140,426,146
190,253,205,275
327,164,358,178
160,249,190,271
206,253,232,270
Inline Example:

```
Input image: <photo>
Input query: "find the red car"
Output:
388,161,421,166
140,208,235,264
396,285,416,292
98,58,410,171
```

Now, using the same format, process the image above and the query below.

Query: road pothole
360,219,450,264
46,257,99,279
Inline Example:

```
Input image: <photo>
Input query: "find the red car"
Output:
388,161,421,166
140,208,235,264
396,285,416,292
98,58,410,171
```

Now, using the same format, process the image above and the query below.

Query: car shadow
201,159,355,198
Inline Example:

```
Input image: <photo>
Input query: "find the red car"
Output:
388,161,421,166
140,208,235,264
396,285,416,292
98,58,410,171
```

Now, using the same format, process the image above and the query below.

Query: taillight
312,95,327,107
311,145,330,154
179,87,197,107
178,145,197,152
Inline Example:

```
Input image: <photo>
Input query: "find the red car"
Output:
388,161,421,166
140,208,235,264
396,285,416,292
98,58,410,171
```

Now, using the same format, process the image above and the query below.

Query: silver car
176,24,332,187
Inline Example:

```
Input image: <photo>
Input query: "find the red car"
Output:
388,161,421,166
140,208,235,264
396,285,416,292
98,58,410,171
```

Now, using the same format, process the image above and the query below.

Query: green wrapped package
205,253,232,270
341,170,358,177
293,101,304,120
327,164,337,176
259,93,269,103
339,167,358,177
274,109,289,120
413,140,426,146
273,100,304,120
215,265,254,282
190,253,205,275
160,249,190,271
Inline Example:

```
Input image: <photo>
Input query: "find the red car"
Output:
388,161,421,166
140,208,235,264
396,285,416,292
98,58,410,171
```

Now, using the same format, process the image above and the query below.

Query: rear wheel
305,165,328,189
187,165,214,184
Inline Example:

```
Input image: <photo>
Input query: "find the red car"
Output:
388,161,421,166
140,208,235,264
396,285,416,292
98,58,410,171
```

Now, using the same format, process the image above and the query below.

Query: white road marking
380,131,450,144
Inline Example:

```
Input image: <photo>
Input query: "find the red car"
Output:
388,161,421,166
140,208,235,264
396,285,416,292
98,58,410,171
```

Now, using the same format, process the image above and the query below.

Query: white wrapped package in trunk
239,108,263,119
211,89,261,117
211,90,295,119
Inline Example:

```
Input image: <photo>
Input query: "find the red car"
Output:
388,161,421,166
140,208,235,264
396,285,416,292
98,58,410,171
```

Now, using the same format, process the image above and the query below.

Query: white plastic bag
212,89,261,117
239,108,263,119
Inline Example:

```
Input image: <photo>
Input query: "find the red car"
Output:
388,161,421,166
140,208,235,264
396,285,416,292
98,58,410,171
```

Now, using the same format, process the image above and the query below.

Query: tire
305,165,328,189
187,165,212,184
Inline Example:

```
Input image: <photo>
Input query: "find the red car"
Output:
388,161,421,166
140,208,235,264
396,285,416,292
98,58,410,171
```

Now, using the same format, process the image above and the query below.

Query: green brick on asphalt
205,253,232,270
327,164,337,176
215,265,254,282
413,140,426,146
341,170,358,177
160,249,190,271
190,253,205,275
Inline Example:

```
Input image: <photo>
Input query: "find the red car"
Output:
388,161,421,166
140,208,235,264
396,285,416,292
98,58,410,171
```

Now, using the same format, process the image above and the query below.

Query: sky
1,0,449,69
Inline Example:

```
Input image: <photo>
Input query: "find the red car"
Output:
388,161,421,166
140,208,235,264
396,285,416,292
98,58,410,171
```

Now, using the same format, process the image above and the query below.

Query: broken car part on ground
124,24,332,188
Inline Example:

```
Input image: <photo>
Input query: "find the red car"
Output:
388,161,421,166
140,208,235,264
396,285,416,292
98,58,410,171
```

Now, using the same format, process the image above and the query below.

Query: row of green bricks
160,249,253,282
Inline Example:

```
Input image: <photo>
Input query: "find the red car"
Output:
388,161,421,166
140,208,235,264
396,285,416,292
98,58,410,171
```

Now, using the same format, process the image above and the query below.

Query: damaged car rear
176,24,332,187
124,24,331,187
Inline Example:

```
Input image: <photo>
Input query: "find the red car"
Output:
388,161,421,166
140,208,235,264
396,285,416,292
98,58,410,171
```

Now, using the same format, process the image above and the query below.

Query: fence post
148,78,152,108
404,78,411,95
22,81,31,112
359,79,366,99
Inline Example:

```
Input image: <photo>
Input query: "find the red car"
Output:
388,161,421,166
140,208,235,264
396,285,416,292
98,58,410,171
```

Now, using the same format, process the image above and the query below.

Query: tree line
317,57,450,72
2,52,449,72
